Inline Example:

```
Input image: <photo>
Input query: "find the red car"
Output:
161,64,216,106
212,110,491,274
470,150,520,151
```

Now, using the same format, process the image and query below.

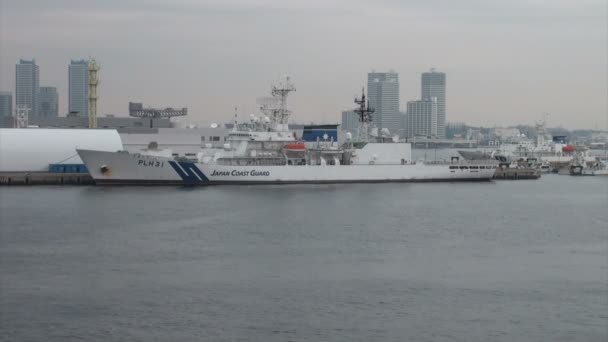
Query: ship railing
423,160,500,165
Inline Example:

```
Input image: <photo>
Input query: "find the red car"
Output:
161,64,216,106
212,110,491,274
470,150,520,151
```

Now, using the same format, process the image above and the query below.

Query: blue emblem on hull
168,161,209,184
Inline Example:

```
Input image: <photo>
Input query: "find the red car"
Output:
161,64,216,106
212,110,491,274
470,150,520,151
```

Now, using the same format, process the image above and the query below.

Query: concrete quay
0,172,94,185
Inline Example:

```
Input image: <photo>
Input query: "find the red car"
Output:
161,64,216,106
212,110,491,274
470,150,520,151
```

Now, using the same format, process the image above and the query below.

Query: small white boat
582,159,608,176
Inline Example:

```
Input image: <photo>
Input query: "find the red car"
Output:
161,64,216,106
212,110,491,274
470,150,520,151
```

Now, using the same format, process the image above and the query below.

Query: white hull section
78,149,497,185
582,169,608,176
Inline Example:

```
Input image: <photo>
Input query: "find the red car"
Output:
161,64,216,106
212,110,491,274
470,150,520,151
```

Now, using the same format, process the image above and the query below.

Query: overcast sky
1,0,606,129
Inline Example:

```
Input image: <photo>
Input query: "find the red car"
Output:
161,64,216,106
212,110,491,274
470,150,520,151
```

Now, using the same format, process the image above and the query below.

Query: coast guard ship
77,78,498,185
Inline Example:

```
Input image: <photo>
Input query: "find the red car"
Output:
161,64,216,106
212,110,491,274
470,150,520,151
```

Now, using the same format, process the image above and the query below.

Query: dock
0,172,94,185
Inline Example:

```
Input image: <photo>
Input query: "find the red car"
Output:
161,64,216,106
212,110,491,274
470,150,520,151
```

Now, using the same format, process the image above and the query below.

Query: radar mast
353,87,375,142
271,76,296,128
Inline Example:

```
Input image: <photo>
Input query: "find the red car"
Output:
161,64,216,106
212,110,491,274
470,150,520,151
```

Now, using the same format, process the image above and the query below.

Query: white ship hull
77,149,497,185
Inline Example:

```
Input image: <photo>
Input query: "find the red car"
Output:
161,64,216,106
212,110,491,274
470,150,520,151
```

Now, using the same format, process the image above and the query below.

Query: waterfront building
421,68,446,137
69,59,89,117
0,92,12,127
400,112,407,137
38,87,59,117
406,98,437,138
368,71,400,134
15,59,39,116
0,91,12,118
446,121,467,139
341,110,359,134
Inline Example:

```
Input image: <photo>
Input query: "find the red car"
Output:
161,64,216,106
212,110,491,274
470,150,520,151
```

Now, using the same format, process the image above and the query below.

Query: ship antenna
233,106,238,131
271,76,296,128
354,87,374,142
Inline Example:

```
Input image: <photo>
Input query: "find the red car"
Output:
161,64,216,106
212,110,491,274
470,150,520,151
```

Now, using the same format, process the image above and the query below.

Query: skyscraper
341,110,359,134
38,87,59,117
15,59,39,116
0,91,12,119
406,98,438,138
421,68,446,138
69,59,89,117
367,71,400,134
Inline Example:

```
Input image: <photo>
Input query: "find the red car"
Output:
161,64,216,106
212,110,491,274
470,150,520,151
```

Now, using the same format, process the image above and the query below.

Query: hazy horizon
1,0,606,130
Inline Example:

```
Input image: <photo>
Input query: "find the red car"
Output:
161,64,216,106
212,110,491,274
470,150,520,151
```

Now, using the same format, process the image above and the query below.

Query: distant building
38,87,59,117
28,116,173,129
368,71,400,134
0,91,12,118
400,112,407,137
421,69,446,138
69,59,89,117
0,92,12,128
491,127,521,141
15,59,39,116
446,121,467,139
341,110,359,133
447,122,465,130
406,98,437,138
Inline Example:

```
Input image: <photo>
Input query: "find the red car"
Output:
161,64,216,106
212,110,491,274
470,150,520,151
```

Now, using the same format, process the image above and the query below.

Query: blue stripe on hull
168,161,209,184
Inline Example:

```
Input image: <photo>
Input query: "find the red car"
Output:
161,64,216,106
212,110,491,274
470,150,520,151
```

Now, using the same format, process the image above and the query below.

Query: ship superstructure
77,78,498,185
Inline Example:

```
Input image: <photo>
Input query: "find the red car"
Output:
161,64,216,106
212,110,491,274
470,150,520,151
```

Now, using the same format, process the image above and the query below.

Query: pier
0,172,94,185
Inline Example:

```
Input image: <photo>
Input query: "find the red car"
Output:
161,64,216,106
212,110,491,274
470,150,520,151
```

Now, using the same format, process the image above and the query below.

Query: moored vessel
77,78,498,185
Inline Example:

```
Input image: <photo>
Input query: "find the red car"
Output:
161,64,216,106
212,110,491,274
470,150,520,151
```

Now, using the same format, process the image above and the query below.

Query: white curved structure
0,129,122,172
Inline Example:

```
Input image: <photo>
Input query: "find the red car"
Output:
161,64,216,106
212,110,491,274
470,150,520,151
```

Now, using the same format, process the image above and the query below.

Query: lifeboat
284,142,306,151
562,145,575,153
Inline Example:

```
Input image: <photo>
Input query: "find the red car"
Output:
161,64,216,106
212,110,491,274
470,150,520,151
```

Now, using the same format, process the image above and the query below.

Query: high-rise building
421,68,446,138
367,71,400,134
0,91,12,118
15,59,39,116
341,110,359,134
69,59,89,117
38,87,59,117
406,98,437,138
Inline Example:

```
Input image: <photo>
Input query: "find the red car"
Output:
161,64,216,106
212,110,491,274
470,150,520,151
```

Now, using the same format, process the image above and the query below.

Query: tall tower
88,59,99,129
421,68,446,138
367,71,400,134
15,59,39,117
69,60,89,117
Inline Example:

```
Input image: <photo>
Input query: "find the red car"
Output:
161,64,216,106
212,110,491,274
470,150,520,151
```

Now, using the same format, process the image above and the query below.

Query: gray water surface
1,175,607,341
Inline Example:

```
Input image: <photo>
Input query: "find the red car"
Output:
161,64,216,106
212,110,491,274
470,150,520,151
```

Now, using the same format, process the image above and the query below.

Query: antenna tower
88,59,100,128
271,76,295,125
354,87,374,142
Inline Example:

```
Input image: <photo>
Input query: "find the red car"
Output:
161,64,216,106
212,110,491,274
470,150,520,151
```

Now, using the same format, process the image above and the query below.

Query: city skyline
0,1,606,129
